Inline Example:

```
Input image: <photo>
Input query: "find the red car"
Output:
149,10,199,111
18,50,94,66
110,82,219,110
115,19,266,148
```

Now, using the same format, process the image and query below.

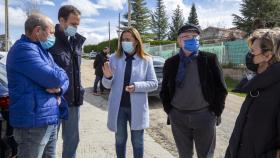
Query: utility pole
5,0,9,52
128,0,131,27
117,13,121,48
108,21,111,51
118,13,121,37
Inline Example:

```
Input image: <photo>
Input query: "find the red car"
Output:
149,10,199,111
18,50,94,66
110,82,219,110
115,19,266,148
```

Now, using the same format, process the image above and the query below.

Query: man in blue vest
49,5,86,158
6,13,69,158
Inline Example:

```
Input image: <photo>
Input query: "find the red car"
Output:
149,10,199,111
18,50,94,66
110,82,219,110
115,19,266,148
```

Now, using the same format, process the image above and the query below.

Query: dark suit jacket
160,51,228,118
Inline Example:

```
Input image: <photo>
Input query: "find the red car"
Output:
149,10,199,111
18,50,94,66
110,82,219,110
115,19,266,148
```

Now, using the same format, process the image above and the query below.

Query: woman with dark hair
102,27,158,158
225,28,280,158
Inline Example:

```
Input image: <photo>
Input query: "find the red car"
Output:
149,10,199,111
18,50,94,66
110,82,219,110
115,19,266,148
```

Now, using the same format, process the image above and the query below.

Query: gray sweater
171,59,209,110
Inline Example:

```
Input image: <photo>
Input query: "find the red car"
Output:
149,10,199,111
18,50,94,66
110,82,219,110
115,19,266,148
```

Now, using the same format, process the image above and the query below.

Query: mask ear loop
250,90,259,98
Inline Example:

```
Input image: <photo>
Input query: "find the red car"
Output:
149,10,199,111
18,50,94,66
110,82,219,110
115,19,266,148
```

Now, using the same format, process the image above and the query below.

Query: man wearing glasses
160,23,228,158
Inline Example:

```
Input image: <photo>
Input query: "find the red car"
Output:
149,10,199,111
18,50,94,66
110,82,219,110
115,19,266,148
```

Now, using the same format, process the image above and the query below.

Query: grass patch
225,76,246,97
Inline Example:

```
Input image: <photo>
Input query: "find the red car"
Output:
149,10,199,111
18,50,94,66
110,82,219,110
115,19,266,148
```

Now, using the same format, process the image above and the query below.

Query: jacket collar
21,34,40,45
54,24,69,45
54,24,86,46
120,52,141,62
242,62,280,92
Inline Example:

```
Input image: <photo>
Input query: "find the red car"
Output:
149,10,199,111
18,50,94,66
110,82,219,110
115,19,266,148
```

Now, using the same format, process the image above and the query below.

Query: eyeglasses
180,35,200,40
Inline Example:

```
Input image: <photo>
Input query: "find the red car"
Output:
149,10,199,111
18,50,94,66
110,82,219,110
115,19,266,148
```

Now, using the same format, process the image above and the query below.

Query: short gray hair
24,13,53,34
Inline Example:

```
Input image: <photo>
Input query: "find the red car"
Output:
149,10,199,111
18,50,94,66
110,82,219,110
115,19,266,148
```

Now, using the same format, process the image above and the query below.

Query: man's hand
216,116,222,126
125,84,135,93
46,88,61,94
57,96,61,105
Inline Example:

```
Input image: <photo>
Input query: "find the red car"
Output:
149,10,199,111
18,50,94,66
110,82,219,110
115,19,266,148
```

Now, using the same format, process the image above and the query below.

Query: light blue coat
102,53,158,132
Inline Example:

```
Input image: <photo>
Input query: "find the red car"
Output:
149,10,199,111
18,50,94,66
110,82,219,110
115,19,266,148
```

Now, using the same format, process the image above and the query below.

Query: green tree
83,38,118,54
187,3,199,25
233,0,280,33
151,0,169,40
121,0,150,34
169,5,185,40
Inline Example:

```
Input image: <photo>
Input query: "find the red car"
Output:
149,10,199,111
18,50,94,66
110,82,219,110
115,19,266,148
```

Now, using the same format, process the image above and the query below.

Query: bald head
24,13,54,35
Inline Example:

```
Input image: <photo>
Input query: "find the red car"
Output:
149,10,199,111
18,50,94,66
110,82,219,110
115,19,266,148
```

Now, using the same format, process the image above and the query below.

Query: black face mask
245,52,258,72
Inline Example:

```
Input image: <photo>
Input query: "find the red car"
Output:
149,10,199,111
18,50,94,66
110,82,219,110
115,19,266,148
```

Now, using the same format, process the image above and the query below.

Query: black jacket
94,52,108,76
225,63,280,158
49,24,86,106
160,51,228,117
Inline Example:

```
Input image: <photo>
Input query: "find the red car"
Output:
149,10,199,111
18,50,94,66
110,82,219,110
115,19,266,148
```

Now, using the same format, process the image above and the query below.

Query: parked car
89,51,97,59
149,56,165,97
0,52,7,64
0,62,17,158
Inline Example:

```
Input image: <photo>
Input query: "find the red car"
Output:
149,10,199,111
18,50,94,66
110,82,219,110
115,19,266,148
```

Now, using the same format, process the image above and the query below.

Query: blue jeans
13,125,57,158
93,75,104,93
115,107,144,158
58,106,80,158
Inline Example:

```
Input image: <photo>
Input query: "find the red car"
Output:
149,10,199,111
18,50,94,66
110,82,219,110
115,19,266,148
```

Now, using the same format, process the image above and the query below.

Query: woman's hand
125,84,135,93
102,61,113,78
276,150,280,158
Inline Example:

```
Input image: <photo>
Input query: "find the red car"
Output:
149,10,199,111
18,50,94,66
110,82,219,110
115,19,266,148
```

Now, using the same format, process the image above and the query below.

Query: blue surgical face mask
65,25,77,36
40,35,55,50
122,41,134,54
183,38,199,53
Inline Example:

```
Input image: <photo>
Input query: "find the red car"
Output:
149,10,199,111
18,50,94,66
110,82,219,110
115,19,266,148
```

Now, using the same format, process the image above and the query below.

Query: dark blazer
160,51,228,117
225,63,280,158
49,24,86,106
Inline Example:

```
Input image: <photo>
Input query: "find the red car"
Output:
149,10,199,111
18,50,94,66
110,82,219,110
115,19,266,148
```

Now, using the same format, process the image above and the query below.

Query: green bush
84,38,118,54
225,76,246,97
149,40,177,46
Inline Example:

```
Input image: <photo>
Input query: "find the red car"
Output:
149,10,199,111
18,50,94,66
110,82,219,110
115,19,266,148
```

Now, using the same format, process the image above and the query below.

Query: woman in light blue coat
102,27,158,158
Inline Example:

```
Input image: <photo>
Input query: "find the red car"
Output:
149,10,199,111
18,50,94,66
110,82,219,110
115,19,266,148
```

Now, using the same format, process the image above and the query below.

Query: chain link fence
144,39,250,80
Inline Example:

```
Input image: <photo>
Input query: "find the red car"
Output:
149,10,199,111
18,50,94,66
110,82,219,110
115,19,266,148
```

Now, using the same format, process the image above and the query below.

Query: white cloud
160,0,241,29
80,18,96,26
62,0,104,17
78,25,118,45
0,4,27,27
5,0,55,7
162,0,191,19
97,0,126,11
40,0,55,6
196,2,240,29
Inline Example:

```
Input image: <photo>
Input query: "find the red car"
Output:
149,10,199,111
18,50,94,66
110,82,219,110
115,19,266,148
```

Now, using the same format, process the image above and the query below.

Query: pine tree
187,3,199,26
169,5,185,40
233,0,280,33
151,0,169,40
121,0,150,34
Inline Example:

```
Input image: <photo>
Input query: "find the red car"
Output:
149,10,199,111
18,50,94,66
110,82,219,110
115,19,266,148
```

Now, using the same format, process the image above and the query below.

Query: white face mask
122,41,134,54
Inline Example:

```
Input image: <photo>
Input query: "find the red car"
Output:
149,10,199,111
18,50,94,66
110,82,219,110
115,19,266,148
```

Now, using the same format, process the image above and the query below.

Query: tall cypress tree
187,3,199,26
121,0,150,34
169,5,185,40
233,0,280,33
151,0,169,40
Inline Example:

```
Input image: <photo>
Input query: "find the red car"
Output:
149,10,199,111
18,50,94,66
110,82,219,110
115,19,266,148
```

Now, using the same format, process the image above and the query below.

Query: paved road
56,59,175,158
56,59,245,158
